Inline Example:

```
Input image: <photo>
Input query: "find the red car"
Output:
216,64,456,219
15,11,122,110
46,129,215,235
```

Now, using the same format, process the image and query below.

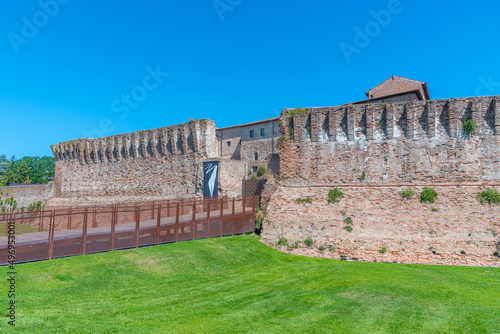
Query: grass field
1,235,499,333
0,222,41,235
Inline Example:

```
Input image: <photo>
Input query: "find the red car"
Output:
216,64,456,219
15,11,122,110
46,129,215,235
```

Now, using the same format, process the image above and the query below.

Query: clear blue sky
1,0,499,158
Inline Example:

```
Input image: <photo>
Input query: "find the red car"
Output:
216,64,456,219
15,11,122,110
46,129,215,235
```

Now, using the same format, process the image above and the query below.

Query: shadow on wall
268,154,280,174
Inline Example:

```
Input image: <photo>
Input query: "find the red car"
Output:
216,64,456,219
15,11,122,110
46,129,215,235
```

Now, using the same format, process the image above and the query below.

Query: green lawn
1,235,499,333
0,222,41,235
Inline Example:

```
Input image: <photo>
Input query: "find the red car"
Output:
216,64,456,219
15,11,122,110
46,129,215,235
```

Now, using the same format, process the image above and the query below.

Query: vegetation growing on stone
296,197,312,204
288,108,308,118
257,166,266,176
401,188,414,200
304,236,314,247
477,188,500,205
420,187,438,203
343,217,353,225
462,119,478,136
327,188,344,203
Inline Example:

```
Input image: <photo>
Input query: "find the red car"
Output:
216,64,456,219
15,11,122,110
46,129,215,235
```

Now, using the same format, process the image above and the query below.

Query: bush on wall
420,187,438,203
477,188,500,205
327,188,344,203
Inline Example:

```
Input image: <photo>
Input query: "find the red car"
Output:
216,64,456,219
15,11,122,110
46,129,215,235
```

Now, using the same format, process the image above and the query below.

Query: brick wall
261,95,500,266
279,96,500,185
0,183,53,207
51,120,220,200
261,185,500,267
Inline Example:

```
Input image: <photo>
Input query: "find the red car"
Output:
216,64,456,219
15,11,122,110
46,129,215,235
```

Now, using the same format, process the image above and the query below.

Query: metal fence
0,196,258,265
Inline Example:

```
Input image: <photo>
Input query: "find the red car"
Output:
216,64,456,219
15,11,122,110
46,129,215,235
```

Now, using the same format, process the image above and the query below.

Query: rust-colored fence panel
0,196,259,265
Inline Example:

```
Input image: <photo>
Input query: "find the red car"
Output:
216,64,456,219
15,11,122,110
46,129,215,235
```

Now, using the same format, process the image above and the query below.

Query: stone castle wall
0,184,53,207
279,96,500,184
51,119,231,201
261,95,500,266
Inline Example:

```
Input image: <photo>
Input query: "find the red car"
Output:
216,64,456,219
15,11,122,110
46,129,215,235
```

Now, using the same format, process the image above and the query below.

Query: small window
227,141,231,147
254,152,258,160
252,166,258,172
260,128,265,136
250,130,254,138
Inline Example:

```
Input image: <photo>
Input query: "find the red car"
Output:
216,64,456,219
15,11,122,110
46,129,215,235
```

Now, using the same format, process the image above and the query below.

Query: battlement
281,95,500,143
278,96,500,184
51,119,217,164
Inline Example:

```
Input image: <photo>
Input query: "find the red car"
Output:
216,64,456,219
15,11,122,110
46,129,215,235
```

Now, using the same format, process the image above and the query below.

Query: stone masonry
261,95,500,267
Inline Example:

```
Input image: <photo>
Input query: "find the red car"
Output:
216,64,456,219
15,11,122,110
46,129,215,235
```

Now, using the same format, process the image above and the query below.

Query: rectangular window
227,141,231,147
252,166,258,172
260,128,265,136
250,130,254,138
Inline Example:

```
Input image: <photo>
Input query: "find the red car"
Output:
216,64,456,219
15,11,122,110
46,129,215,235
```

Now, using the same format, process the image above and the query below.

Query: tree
0,155,55,186
0,154,9,173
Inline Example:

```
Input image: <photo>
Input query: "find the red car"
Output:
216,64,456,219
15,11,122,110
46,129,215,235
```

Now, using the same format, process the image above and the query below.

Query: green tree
0,155,55,185
0,154,9,173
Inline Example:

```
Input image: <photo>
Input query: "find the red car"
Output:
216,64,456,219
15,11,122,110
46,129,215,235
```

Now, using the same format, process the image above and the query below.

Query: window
252,166,258,172
250,130,254,138
227,141,231,147
260,128,265,136
254,152,258,160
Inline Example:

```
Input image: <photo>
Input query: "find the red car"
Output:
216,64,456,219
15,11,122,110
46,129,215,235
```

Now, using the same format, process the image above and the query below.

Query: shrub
250,175,257,180
401,188,414,200
343,225,353,232
289,108,308,118
327,188,344,204
420,187,438,203
257,166,266,176
477,188,500,205
343,217,353,225
296,197,312,204
277,238,288,246
380,247,387,254
304,236,314,247
318,246,325,251
462,119,478,136
328,245,334,252
255,209,265,230
361,171,366,181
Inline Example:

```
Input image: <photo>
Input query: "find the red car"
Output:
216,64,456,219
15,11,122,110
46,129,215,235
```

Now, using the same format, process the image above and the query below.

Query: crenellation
366,105,374,140
427,101,436,138
385,105,394,139
495,98,500,135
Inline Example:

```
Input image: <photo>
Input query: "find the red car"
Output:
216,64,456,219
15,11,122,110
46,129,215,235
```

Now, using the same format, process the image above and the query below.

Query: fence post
207,197,211,236
67,209,71,230
39,209,43,232
232,198,235,235
242,197,246,215
175,202,180,242
219,197,224,237
111,207,116,251
82,208,88,255
48,211,54,260
167,200,170,217
92,206,97,228
156,204,161,245
151,204,154,220
4,214,8,237
192,200,196,240
135,206,140,248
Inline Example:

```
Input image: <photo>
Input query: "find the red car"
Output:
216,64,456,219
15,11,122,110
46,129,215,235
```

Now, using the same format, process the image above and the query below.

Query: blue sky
1,0,499,158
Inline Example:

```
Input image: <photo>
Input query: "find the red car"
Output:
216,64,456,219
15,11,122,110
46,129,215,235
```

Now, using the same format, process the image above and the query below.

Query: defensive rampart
262,96,500,266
